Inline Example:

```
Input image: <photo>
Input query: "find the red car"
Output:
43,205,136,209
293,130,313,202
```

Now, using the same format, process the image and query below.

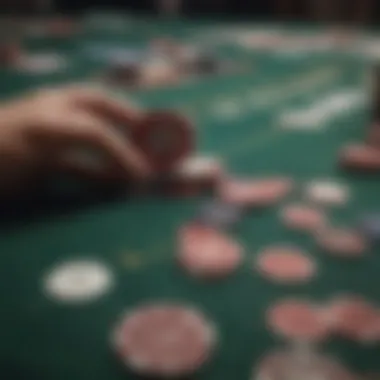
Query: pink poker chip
112,303,216,377
255,245,316,284
266,298,331,343
326,296,380,342
315,228,367,258
177,223,243,279
218,177,293,207
254,350,355,380
281,204,326,232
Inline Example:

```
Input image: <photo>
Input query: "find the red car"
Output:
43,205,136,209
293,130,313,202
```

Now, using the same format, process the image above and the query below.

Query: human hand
0,85,150,190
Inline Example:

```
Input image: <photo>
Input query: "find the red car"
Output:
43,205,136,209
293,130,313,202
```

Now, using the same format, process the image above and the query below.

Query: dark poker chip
196,200,243,230
358,214,380,243
131,110,194,172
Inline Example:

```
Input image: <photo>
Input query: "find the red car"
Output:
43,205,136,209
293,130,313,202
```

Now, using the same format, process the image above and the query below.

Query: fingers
23,85,151,180
70,113,150,179
31,112,150,179
70,87,142,127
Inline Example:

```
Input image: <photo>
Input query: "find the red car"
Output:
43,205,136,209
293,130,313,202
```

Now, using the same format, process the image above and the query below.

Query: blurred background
0,0,378,25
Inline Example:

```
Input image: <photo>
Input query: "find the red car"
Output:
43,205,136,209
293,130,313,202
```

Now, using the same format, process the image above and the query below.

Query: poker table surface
1,13,380,380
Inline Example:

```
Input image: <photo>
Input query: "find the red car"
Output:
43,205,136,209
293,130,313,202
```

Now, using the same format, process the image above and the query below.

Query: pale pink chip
315,228,367,257
281,204,326,231
255,245,316,284
113,304,216,377
178,223,243,279
266,299,331,342
254,350,355,380
218,177,293,207
326,296,380,342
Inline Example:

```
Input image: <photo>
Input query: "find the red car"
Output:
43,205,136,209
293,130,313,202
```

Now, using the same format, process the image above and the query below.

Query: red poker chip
218,177,293,207
131,110,194,172
254,350,355,380
177,223,243,279
112,303,216,377
281,204,326,232
340,144,380,171
255,245,316,284
266,299,331,342
315,227,367,258
326,296,380,342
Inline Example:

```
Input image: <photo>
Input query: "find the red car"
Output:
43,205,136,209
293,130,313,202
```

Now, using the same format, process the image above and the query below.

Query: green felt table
1,13,380,380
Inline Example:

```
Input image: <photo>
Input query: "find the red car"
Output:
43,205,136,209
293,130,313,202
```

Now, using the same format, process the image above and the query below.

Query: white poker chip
43,260,114,303
305,180,349,206
175,155,222,179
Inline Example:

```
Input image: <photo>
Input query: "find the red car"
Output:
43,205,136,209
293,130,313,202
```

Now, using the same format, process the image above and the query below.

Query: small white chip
305,180,349,206
43,259,114,303
176,155,222,179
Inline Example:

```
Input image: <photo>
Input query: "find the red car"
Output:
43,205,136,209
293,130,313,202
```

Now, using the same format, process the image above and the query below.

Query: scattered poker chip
254,349,355,380
169,155,223,195
219,177,293,207
196,200,242,230
150,155,223,197
140,58,179,87
177,223,243,279
305,180,349,206
339,144,380,171
175,155,223,181
131,110,194,172
43,260,114,303
112,303,216,378
280,204,326,232
266,299,331,342
315,227,367,258
255,245,316,284
326,296,380,342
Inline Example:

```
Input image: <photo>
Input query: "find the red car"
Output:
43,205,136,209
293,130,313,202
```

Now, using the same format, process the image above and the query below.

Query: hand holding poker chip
130,110,194,173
